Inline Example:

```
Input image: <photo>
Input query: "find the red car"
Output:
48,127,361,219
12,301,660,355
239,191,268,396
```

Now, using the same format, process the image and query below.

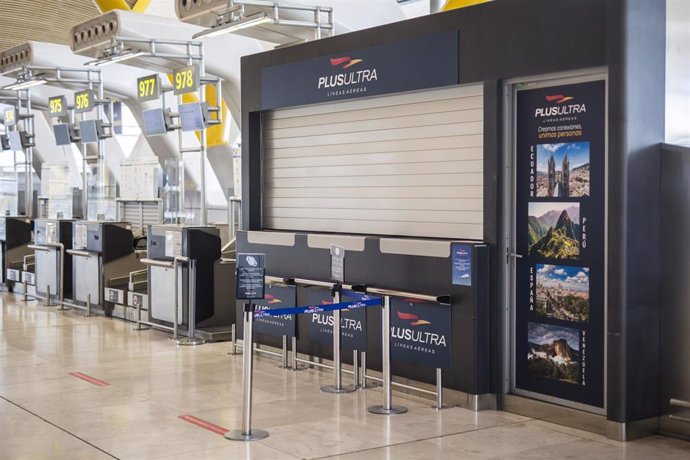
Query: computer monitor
7,131,22,151
142,108,168,137
53,124,73,146
179,102,206,132
0,134,9,151
79,120,104,143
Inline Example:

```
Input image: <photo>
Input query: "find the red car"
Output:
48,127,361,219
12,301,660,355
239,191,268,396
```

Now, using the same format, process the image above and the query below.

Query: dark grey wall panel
660,144,690,438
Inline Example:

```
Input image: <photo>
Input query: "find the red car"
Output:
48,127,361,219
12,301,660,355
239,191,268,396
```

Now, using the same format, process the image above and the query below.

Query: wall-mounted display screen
179,102,205,132
7,130,22,150
79,120,103,143
53,124,73,146
142,108,167,137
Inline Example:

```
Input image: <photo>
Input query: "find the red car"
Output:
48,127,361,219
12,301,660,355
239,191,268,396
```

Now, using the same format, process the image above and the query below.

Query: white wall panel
263,85,484,239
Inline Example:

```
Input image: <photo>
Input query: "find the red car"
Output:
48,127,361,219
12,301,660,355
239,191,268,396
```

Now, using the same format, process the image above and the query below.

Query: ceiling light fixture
2,77,48,91
85,49,146,67
193,12,273,39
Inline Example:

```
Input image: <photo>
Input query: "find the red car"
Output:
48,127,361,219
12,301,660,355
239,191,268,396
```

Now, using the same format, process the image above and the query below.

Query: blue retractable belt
253,297,381,318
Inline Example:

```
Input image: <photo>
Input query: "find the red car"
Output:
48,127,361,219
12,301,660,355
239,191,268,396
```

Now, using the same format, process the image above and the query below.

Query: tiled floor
1,293,688,459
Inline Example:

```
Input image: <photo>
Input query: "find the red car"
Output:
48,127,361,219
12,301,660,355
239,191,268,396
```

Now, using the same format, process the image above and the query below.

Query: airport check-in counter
67,221,143,315
0,217,33,288
143,225,234,340
30,219,73,303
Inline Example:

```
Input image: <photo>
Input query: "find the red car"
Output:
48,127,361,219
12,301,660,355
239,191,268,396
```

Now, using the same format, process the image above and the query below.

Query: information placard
451,243,472,286
514,79,606,408
330,244,344,283
236,253,266,300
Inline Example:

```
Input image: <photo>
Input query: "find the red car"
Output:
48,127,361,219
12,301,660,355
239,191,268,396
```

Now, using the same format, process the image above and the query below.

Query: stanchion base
368,405,408,415
224,429,269,441
291,364,308,371
321,384,357,394
133,325,150,331
430,404,453,411
176,337,205,346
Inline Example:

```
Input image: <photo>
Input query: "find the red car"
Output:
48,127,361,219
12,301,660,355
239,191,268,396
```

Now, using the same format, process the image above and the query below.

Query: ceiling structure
0,0,101,52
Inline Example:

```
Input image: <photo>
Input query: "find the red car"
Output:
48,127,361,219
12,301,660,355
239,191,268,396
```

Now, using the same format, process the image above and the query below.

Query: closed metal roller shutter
263,84,484,239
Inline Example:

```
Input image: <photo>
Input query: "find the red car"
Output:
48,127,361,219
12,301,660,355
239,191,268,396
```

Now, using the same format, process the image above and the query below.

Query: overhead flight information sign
137,74,161,102
173,65,200,95
3,107,16,126
48,96,67,118
74,90,96,113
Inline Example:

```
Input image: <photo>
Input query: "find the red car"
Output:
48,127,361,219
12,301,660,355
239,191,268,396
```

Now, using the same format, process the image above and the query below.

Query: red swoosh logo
397,312,418,320
546,95,564,102
330,57,351,66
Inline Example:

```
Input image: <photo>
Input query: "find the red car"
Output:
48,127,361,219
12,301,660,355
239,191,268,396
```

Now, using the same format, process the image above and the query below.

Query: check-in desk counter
30,219,74,303
67,221,143,315
143,225,234,341
0,216,33,289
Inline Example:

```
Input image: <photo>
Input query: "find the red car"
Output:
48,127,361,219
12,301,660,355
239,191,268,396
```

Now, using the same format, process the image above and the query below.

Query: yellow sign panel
173,65,200,95
137,74,161,101
75,90,96,113
48,96,68,118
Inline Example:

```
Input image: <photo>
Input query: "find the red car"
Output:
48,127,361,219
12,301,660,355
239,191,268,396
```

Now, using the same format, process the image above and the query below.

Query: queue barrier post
177,260,204,346
321,285,356,394
225,301,269,441
280,335,289,369
368,295,407,415
432,368,451,410
291,336,307,371
45,285,56,307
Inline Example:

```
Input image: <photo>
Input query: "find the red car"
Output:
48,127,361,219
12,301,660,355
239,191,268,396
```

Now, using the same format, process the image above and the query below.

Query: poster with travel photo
528,202,580,260
527,322,580,384
535,264,590,322
536,142,590,197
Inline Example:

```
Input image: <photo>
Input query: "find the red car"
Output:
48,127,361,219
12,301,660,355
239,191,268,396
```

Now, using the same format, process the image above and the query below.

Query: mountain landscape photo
536,264,590,322
536,142,590,198
527,322,580,384
528,203,580,260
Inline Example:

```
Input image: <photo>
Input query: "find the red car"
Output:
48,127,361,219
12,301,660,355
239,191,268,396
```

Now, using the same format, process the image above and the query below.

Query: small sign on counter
451,243,473,286
236,253,266,300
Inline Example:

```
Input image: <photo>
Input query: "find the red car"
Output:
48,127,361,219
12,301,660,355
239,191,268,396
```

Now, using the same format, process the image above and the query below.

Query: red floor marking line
178,415,229,436
68,372,111,387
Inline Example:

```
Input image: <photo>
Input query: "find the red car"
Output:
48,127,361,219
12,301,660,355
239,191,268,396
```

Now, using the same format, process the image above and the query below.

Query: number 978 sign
173,65,200,95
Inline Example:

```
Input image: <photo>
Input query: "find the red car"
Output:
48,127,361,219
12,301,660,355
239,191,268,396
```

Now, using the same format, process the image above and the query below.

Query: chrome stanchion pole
353,350,360,388
230,323,239,355
172,258,179,341
85,293,92,317
321,286,355,393
431,368,451,410
134,294,149,331
225,302,268,441
177,260,204,346
360,351,367,388
279,335,289,369
57,244,68,310
368,295,407,415
291,336,306,371
45,285,55,307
